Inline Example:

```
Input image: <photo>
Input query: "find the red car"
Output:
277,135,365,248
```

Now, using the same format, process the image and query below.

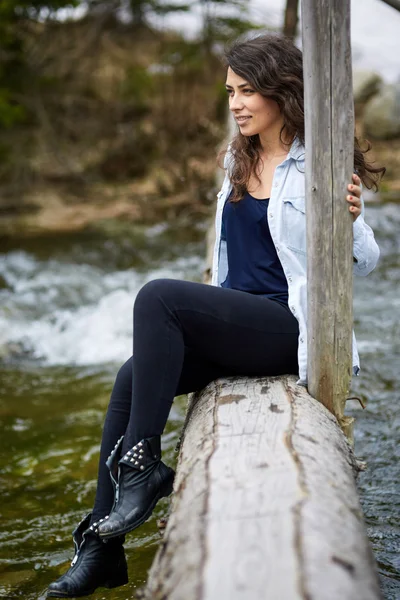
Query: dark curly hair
219,33,385,203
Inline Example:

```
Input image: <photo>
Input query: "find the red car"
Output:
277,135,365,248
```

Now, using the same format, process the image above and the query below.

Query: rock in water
353,70,382,104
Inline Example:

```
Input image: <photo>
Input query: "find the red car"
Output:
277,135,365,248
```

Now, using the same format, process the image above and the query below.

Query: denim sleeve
353,193,380,276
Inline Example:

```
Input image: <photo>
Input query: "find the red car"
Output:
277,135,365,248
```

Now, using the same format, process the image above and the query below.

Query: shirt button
276,246,280,252
300,337,304,343
270,213,274,218
288,276,292,282
273,181,279,187
291,305,296,312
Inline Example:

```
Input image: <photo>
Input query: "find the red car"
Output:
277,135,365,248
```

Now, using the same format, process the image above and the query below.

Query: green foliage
160,37,205,71
0,91,27,128
0,0,78,130
0,0,78,19
121,66,154,108
188,0,261,52
213,15,264,38
87,0,190,25
151,1,190,16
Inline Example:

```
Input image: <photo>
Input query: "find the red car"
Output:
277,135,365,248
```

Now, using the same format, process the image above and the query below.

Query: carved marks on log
203,376,301,599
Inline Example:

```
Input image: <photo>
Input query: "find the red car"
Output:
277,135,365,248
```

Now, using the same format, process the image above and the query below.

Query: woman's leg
48,278,298,594
91,346,234,524
90,359,133,525
94,277,298,539
123,277,299,451
47,345,228,597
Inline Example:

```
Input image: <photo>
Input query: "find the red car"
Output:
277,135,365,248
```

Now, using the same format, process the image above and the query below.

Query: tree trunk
283,0,299,39
302,0,354,438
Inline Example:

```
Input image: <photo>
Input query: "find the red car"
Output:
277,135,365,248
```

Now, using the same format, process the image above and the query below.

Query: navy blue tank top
221,190,289,306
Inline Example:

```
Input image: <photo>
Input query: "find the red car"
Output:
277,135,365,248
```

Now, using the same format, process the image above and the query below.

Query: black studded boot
46,513,128,598
97,435,175,540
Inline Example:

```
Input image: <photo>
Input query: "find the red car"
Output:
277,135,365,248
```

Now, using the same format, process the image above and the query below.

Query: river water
0,204,399,599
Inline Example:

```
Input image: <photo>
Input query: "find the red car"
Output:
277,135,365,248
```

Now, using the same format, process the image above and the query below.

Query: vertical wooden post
301,0,354,439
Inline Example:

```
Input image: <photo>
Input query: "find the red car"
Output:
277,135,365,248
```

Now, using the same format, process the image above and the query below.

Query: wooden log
302,0,354,433
144,376,382,600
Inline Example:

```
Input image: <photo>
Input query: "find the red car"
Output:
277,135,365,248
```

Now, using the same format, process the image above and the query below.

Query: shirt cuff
353,215,365,239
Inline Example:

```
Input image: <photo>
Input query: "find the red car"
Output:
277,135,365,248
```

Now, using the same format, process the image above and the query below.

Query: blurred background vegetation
0,0,272,235
0,0,397,237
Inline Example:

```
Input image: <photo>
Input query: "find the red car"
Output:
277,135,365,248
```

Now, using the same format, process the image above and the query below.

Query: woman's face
225,66,284,139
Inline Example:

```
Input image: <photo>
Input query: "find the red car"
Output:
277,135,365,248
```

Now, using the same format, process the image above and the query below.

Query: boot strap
119,437,160,472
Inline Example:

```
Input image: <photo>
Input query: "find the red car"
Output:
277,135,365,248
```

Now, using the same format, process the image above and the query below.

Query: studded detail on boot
97,435,175,540
46,513,128,598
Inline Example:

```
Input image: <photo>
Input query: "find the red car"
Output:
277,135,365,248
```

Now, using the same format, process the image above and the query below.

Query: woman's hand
347,174,362,221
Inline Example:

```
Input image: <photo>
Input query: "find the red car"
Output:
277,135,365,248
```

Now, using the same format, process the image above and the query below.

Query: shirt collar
225,136,305,170
287,136,305,162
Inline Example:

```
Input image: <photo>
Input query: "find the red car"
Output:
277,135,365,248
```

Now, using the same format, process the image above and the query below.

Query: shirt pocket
282,195,307,255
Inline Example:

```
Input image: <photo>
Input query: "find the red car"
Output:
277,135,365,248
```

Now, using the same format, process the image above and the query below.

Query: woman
46,33,384,598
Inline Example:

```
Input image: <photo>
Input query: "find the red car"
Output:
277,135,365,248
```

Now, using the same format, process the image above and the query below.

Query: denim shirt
211,138,380,385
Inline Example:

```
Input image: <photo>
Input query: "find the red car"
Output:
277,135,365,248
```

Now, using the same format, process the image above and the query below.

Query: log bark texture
144,376,382,600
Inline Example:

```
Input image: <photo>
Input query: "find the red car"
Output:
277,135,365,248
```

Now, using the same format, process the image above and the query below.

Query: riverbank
0,155,218,238
1,137,398,239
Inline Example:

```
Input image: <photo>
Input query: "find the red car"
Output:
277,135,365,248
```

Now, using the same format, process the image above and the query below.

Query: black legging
91,278,299,523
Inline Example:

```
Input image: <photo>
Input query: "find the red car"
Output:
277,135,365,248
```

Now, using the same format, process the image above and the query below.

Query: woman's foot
46,513,128,598
97,436,175,540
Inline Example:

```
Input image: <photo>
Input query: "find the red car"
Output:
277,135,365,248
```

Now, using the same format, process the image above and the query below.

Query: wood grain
301,0,354,430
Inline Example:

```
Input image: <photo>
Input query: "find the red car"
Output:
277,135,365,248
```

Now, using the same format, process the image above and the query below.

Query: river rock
353,71,382,104
363,82,400,140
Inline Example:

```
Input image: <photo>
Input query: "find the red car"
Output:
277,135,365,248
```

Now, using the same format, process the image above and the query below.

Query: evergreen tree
193,0,261,53
86,0,190,26
0,1,78,128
